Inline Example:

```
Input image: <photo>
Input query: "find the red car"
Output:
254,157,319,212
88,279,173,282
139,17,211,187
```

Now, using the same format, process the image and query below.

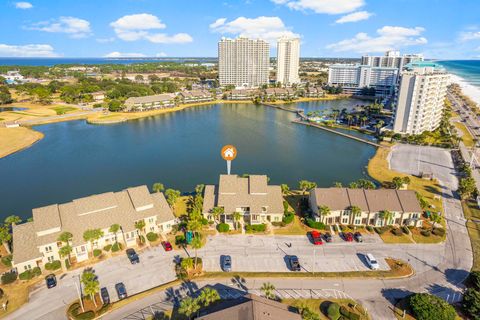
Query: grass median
461,199,480,271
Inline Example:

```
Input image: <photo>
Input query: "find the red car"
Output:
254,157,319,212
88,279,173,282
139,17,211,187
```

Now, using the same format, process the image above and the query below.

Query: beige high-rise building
393,62,450,135
218,37,270,88
276,37,300,86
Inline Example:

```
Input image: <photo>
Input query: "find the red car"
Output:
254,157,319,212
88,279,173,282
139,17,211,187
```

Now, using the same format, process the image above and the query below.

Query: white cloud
460,31,480,42
327,26,427,53
0,44,59,57
96,37,115,43
271,0,364,14
335,11,372,24
110,13,192,44
15,2,33,9
27,17,92,38
209,16,300,43
104,52,146,58
156,52,167,57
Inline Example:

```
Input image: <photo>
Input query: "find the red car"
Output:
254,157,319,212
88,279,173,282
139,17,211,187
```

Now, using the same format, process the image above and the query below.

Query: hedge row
306,218,326,230
19,267,41,280
391,228,403,236
45,260,61,270
340,306,360,320
1,271,17,284
93,249,102,257
246,224,266,233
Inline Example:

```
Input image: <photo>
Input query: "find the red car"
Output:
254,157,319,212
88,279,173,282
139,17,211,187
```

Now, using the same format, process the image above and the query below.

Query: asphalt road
6,144,473,320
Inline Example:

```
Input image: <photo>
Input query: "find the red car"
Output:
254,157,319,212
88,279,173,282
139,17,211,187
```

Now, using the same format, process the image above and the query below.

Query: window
342,218,349,224
150,226,155,232
262,206,267,213
45,246,52,253
343,211,349,216
48,256,54,262
251,214,259,221
148,217,155,223
24,265,32,271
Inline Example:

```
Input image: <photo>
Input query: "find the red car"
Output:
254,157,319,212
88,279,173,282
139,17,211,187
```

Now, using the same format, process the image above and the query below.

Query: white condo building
328,64,398,97
361,50,424,70
393,62,450,135
218,37,270,88
276,37,300,86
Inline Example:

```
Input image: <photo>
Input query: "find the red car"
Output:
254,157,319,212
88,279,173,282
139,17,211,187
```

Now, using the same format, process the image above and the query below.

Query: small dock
261,103,302,114
292,119,385,148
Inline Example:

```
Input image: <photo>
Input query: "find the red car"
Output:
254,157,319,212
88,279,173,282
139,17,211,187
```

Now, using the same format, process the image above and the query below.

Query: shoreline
450,73,480,106
0,127,44,159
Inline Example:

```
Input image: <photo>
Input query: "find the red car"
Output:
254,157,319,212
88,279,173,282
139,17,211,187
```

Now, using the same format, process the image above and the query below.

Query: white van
366,253,379,270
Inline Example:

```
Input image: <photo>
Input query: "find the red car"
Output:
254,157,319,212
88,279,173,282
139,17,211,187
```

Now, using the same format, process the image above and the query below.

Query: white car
365,253,379,270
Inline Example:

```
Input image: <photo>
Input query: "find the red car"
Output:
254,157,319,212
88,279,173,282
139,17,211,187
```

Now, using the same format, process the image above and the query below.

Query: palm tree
349,206,362,225
109,224,120,243
232,212,242,230
346,114,353,126
59,245,73,265
81,271,100,307
152,182,164,193
280,184,290,195
318,205,330,223
83,229,104,257
430,213,442,231
378,210,393,226
333,181,343,188
210,206,224,223
191,236,203,270
298,180,317,196
198,287,220,308
260,282,276,300
4,215,21,227
361,116,368,127
179,297,200,320
57,231,73,244
134,220,146,242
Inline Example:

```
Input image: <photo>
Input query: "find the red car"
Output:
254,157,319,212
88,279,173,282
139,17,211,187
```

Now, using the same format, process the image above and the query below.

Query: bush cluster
201,218,209,225
146,232,159,242
391,228,403,236
366,225,374,232
282,212,294,224
45,260,61,270
432,228,445,236
340,306,360,320
327,302,340,320
1,255,13,267
216,223,230,233
1,271,17,284
402,226,410,234
272,221,285,227
245,224,266,233
19,267,41,280
93,249,102,257
283,200,289,212
111,242,122,252
175,235,186,245
375,226,390,235
103,244,112,252
420,229,431,237
306,218,326,230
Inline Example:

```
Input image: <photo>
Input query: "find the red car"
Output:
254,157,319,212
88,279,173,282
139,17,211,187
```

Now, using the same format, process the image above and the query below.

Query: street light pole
73,274,84,312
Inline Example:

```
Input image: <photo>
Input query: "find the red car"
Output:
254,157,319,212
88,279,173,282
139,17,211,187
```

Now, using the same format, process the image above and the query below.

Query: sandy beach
450,73,480,106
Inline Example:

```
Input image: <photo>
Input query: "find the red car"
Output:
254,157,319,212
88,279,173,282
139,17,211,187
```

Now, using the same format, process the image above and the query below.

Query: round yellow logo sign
221,145,237,161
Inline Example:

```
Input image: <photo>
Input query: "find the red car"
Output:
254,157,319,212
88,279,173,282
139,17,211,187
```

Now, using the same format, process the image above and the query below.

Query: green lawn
379,230,414,244
282,298,369,320
462,200,480,270
50,106,77,115
454,122,475,147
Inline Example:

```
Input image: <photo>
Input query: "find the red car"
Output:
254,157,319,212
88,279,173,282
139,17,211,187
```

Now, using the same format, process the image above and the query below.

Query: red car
310,231,323,245
343,232,354,242
162,241,173,251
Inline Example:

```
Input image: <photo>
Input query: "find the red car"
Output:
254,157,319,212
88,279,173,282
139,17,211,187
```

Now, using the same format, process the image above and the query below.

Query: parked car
354,232,363,242
100,287,110,304
221,255,232,272
309,231,323,245
45,274,57,289
365,253,380,270
288,255,301,271
343,232,354,242
115,282,127,300
162,241,173,251
126,248,140,264
324,232,333,242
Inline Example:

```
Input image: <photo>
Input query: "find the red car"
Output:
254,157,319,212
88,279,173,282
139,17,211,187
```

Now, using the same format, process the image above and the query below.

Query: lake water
0,100,376,220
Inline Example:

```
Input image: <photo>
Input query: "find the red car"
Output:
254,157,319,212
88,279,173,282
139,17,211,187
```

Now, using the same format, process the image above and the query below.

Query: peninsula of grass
454,122,475,147
461,199,480,270
50,106,77,115
0,126,44,159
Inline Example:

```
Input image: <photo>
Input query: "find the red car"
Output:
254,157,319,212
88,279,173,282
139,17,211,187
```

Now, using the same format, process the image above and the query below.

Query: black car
221,255,232,272
288,255,301,271
101,287,110,304
115,282,127,300
354,232,363,242
126,248,140,264
45,274,57,289
324,232,333,242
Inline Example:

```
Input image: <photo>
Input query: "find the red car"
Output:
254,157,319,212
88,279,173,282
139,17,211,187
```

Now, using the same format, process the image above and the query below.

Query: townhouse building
124,94,176,111
178,90,214,104
309,188,423,227
12,186,176,273
202,175,284,228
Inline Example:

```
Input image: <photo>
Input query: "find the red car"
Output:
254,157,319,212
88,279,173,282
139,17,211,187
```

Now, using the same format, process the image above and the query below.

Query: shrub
103,244,112,252
282,212,294,224
420,230,431,237
340,225,346,231
93,249,102,257
245,224,266,233
19,270,35,281
111,242,122,252
283,200,289,212
366,225,374,232
146,232,159,242
175,235,186,245
306,218,326,230
272,221,285,227
375,226,390,235
1,255,13,267
391,228,403,236
1,271,17,284
45,260,61,270
32,266,41,276
217,223,230,233
462,288,480,319
409,293,456,320
201,218,209,225
74,311,95,320
65,259,71,269
68,302,81,316
327,302,341,320
402,226,410,234
340,306,360,320
432,228,445,236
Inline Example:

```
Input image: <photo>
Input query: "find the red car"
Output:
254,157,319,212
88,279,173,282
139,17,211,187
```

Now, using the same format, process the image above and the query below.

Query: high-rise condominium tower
276,37,300,86
393,62,450,135
361,50,424,70
218,37,270,88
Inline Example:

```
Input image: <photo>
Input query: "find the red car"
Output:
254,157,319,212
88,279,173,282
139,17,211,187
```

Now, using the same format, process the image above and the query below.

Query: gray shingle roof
12,222,41,264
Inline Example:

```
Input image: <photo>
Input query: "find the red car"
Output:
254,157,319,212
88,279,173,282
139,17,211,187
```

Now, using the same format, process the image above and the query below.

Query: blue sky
0,0,479,59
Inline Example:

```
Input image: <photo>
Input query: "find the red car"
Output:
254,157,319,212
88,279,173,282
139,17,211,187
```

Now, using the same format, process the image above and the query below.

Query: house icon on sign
223,148,235,158
221,145,237,161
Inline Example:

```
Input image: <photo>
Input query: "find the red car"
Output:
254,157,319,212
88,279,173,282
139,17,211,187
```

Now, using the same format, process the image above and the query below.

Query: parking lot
199,234,390,273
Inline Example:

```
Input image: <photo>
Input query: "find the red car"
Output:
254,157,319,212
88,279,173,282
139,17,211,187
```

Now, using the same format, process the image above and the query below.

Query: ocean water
438,60,480,88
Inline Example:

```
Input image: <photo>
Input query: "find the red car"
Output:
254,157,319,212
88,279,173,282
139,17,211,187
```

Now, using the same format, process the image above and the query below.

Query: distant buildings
393,62,450,135
276,37,300,86
12,186,177,272
309,188,423,227
124,94,176,111
328,64,398,97
361,50,424,70
1,71,25,84
202,175,284,228
178,90,214,104
218,37,270,88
